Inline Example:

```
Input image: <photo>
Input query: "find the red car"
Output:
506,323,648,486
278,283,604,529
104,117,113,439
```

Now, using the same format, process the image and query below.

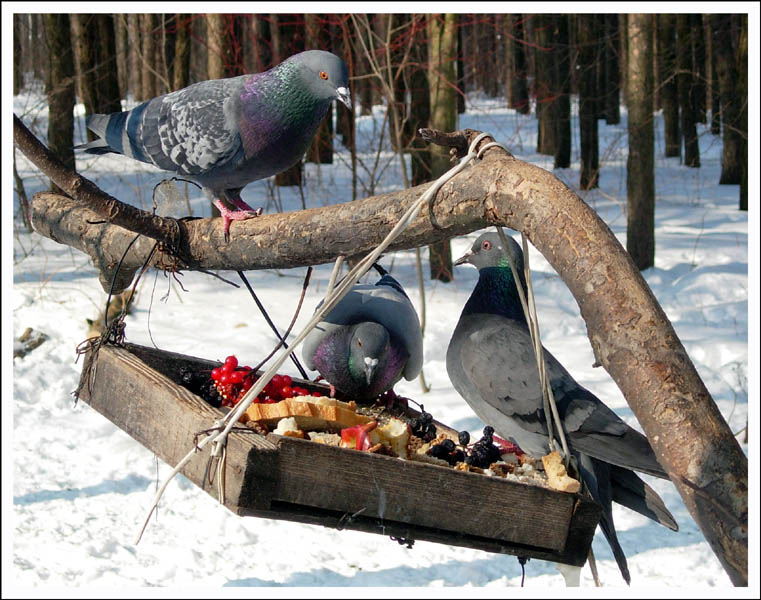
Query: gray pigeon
302,266,423,402
76,50,351,240
446,230,677,585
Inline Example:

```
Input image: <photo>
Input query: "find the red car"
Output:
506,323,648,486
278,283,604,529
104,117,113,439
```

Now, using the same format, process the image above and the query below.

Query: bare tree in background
534,14,555,156
736,15,747,211
658,14,680,158
677,14,700,168
710,14,742,185
426,13,457,283
140,14,158,100
172,14,192,91
71,14,121,141
42,14,75,195
305,14,334,164
626,14,655,270
577,14,599,189
505,14,529,114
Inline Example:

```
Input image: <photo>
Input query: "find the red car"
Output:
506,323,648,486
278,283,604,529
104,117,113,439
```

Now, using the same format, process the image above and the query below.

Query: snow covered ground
7,81,756,595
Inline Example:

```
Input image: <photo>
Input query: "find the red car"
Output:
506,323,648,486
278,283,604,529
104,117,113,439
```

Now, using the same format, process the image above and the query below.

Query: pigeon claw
214,199,262,242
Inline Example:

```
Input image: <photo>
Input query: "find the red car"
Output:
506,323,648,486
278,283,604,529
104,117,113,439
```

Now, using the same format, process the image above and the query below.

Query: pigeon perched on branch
446,230,677,585
76,50,351,240
303,266,423,402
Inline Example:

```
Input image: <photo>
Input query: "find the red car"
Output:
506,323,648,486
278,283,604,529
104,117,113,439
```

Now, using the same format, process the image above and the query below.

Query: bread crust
243,397,374,430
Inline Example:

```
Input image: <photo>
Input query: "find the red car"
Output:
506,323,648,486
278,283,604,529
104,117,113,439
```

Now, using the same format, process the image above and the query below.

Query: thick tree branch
18,118,747,585
14,114,182,247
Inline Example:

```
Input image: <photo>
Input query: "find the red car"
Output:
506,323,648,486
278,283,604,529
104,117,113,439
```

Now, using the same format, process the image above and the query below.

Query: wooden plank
271,435,573,552
78,344,279,510
239,498,598,566
76,342,601,566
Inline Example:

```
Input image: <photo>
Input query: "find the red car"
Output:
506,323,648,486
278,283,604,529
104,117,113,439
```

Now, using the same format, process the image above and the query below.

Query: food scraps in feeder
184,355,575,493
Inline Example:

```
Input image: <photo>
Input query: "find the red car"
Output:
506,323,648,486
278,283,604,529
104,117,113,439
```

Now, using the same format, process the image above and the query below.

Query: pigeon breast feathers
303,279,423,381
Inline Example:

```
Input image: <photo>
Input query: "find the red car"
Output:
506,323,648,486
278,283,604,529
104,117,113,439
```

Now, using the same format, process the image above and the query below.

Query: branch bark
17,117,747,585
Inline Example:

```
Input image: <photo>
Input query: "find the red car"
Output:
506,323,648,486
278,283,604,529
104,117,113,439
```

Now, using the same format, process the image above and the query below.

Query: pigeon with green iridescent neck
76,50,351,240
446,230,677,585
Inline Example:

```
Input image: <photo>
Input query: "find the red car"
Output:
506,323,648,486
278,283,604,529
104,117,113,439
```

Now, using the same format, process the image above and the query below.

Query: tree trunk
408,21,431,187
271,14,305,187
94,15,122,111
577,14,599,189
482,16,501,97
17,118,749,585
140,14,157,100
31,14,45,83
594,14,606,120
426,13,457,282
71,15,98,139
13,14,24,94
604,14,621,124
206,14,230,80
626,14,655,271
691,14,707,124
710,14,742,184
114,15,129,100
707,19,721,136
305,14,334,165
334,20,354,148
42,14,75,194
736,15,747,211
172,14,191,91
162,15,176,90
534,14,555,156
127,14,142,101
506,15,529,114
677,14,700,168
250,15,271,74
456,18,466,114
552,14,571,169
658,15,680,157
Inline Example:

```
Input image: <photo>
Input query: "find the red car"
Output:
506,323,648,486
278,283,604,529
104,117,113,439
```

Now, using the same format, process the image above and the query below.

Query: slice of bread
542,451,581,493
244,396,374,431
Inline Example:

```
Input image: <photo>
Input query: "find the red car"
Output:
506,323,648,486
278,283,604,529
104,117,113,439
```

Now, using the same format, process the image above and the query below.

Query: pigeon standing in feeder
446,230,678,585
302,266,423,402
76,50,351,240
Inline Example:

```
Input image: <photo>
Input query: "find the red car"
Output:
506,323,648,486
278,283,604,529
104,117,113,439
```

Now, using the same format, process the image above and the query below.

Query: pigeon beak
335,86,352,110
364,356,378,384
454,250,474,266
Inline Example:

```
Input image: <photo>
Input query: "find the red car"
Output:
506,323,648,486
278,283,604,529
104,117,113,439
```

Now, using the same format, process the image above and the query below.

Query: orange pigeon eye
319,71,329,80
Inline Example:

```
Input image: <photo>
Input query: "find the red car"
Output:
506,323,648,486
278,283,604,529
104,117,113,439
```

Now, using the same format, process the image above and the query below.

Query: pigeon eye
482,240,491,250
357,339,362,348
319,71,329,80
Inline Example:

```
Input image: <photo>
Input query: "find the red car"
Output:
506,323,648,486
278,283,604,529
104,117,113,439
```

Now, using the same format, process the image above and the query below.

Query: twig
237,270,310,379
250,267,313,374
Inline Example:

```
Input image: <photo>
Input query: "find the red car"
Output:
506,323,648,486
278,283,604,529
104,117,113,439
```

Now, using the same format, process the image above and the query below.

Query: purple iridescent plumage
76,50,351,239
302,271,423,402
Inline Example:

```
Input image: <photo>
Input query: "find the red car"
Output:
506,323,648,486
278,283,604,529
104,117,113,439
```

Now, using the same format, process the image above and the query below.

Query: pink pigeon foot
213,199,262,242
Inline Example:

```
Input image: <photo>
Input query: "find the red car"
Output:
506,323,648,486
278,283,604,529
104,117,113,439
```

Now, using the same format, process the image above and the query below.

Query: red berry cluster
210,355,316,407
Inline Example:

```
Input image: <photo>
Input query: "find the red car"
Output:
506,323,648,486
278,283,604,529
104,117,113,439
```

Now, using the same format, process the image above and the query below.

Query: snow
6,80,757,597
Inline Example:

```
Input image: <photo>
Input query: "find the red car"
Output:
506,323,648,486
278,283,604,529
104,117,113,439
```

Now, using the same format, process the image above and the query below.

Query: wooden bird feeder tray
77,341,601,566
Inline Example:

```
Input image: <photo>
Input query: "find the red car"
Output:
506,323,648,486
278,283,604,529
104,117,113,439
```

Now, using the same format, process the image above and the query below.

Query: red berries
209,354,318,408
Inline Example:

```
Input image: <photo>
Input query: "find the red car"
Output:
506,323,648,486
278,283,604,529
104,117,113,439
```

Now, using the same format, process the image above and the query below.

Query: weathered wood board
76,341,601,566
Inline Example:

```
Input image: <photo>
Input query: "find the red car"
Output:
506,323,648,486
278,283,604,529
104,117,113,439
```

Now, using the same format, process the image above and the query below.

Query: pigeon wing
457,315,668,476
124,77,247,178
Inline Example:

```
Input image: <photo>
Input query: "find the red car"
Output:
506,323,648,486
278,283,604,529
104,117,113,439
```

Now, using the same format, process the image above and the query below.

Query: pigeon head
454,231,524,272
348,322,391,385
455,230,528,320
290,50,352,109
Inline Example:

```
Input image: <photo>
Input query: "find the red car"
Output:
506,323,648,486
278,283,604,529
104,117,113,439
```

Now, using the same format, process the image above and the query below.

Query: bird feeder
76,341,602,566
